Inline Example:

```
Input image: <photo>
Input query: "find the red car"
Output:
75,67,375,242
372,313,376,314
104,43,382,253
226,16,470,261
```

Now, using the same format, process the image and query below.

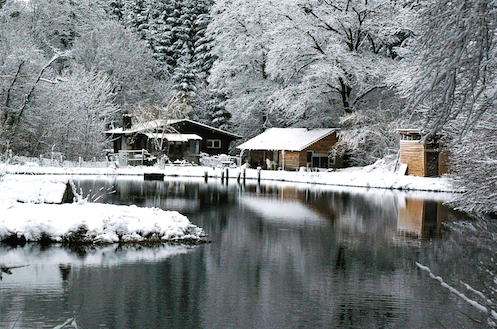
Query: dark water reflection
1,177,494,328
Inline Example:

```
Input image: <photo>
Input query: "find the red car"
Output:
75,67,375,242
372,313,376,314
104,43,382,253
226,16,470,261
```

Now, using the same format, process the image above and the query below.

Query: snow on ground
0,175,70,203
0,157,455,244
0,202,206,244
2,159,455,192
0,175,207,244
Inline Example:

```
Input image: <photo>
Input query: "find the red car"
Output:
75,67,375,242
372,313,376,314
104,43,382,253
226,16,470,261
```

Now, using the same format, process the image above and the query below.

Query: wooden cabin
398,129,450,177
237,128,342,170
106,116,241,164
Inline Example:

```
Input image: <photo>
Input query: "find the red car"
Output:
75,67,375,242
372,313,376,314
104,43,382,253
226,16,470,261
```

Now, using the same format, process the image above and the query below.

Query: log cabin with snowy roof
237,128,342,171
105,114,241,165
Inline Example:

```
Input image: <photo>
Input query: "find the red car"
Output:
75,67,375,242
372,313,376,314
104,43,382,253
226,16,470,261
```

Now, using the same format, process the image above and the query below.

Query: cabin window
310,152,332,168
400,133,422,141
207,139,221,149
328,152,336,165
185,140,200,154
319,156,328,168
306,151,313,163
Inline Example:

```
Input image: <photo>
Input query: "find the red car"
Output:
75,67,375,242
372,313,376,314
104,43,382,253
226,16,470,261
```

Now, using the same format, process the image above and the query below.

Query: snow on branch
416,262,497,324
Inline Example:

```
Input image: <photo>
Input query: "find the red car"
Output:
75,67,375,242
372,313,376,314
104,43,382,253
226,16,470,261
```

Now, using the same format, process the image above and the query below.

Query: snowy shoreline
0,201,209,246
3,162,455,192
0,162,454,245
0,173,209,245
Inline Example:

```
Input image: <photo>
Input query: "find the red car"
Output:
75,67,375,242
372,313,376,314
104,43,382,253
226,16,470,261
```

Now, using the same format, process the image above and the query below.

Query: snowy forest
0,0,496,214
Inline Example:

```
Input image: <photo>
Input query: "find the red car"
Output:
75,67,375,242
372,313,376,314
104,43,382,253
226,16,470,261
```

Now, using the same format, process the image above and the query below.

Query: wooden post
282,150,285,171
204,171,208,183
243,168,246,185
257,167,261,184
225,168,229,185
221,169,225,183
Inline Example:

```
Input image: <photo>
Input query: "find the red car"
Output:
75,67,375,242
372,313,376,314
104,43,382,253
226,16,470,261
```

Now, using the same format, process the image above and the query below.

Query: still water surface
1,177,495,328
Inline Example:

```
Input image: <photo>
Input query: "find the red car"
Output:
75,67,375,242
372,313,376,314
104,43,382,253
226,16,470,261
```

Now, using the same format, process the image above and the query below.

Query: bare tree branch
353,85,387,105
9,50,72,135
5,61,25,109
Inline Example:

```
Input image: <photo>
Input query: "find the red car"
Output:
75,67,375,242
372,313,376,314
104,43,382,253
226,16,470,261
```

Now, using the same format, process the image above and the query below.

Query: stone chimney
123,113,132,130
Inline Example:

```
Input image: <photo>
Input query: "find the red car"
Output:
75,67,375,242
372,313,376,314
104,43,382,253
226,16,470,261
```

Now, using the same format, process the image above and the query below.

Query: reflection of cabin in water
237,128,342,170
397,198,447,239
397,129,450,177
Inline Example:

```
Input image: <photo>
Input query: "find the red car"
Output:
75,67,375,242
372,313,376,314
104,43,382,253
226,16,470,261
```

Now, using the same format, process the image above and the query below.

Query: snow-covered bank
0,202,207,244
0,160,454,243
0,174,207,245
2,162,455,192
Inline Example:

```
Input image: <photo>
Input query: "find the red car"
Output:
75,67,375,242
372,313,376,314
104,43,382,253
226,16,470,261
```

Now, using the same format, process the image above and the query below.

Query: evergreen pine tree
107,0,126,21
125,0,149,40
205,89,231,130
192,0,215,84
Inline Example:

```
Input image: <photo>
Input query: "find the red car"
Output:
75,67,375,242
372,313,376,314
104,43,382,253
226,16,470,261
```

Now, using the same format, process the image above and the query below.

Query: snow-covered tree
32,66,118,160
203,89,231,130
265,0,413,115
125,0,150,40
449,109,497,215
397,0,497,136
208,0,413,137
106,0,126,21
71,20,171,112
208,0,288,137
396,0,497,213
335,100,405,166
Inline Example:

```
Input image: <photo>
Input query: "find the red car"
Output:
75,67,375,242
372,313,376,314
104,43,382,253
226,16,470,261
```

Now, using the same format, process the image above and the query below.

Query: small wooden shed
237,128,342,170
397,129,450,177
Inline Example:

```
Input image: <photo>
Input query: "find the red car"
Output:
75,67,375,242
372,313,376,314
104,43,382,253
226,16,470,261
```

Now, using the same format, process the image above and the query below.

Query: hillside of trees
0,0,496,213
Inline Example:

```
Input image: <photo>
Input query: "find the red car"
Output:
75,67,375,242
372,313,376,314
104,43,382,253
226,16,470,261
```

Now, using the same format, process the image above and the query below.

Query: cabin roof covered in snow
142,133,202,142
105,119,241,138
237,128,339,152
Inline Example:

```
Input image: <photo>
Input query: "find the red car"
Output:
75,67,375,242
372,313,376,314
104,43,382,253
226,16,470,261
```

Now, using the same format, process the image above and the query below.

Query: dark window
185,140,200,154
207,139,221,149
307,151,313,163
312,156,319,168
320,156,328,168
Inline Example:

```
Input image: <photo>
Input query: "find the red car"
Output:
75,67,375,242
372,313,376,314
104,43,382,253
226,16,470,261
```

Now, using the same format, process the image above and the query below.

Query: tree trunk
339,77,353,113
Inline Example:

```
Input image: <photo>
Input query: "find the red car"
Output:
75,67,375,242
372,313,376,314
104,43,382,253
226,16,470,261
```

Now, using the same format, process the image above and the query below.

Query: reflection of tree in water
337,301,396,328
335,245,346,271
59,264,72,281
415,214,497,328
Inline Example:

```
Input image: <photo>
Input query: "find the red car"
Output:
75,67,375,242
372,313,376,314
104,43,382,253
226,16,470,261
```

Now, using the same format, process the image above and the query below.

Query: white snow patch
0,202,206,244
2,157,455,192
0,175,70,204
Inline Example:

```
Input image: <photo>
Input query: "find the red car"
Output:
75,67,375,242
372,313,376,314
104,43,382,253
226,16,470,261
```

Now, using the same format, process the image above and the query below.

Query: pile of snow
199,153,235,167
0,202,207,245
360,155,398,173
0,175,207,245
0,175,71,204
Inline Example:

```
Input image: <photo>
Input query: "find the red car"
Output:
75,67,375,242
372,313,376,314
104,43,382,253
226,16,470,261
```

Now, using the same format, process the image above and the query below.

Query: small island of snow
0,175,207,245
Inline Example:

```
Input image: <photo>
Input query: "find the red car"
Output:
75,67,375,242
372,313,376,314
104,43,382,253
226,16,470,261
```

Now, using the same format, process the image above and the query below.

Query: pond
1,177,496,328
